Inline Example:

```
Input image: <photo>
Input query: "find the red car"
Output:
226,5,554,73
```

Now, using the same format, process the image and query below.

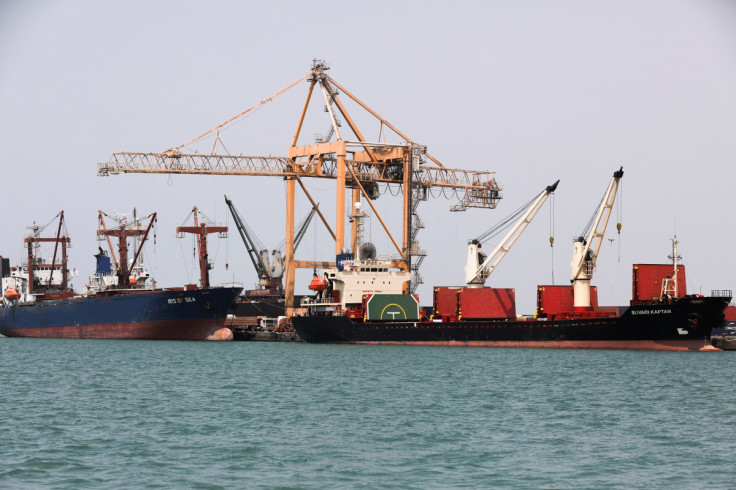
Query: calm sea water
1,337,735,489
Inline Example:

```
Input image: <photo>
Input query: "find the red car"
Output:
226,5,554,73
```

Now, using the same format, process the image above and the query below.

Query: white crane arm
466,180,559,286
570,167,624,282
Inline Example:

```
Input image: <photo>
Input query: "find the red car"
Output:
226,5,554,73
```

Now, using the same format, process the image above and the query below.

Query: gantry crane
176,206,228,288
570,167,624,310
225,195,316,292
465,180,559,287
98,60,503,314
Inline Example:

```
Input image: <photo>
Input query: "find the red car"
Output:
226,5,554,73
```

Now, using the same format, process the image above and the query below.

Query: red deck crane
97,210,157,288
25,211,71,294
176,206,228,288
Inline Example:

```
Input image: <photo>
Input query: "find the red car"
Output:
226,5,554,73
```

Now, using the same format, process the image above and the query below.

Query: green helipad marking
366,294,420,321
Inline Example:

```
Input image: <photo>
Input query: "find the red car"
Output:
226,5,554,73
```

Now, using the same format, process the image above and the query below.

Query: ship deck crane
176,206,228,288
571,167,624,310
24,211,72,293
97,210,157,288
465,180,559,287
98,60,503,314
224,195,316,291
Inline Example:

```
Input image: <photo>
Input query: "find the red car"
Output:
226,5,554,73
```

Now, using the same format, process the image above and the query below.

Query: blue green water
1,338,735,489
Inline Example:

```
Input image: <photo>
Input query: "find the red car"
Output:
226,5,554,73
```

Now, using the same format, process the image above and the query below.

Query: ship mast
660,236,680,298
349,201,368,261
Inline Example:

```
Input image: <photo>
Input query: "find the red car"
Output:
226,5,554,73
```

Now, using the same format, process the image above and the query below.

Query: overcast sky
2,0,735,313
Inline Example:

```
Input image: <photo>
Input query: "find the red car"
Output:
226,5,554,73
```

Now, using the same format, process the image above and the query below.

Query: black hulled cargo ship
292,169,731,351
293,290,730,350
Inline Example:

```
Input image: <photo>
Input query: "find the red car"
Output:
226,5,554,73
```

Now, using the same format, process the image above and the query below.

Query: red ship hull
351,339,710,351
0,318,228,340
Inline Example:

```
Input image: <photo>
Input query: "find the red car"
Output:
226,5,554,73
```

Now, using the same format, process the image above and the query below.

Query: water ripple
1,339,736,488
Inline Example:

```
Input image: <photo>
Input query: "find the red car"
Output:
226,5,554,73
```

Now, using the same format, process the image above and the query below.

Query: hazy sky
2,0,735,313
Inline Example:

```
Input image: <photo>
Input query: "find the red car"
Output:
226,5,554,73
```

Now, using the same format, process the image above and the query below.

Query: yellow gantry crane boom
98,60,503,314
98,149,496,190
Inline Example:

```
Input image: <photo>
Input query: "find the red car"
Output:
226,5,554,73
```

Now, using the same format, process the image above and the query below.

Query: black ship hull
293,296,729,351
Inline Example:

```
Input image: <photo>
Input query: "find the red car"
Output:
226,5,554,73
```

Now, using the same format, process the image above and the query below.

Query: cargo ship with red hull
1,209,241,341
292,169,732,351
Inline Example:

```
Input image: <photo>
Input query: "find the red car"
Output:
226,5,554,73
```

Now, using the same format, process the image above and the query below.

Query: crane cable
475,192,541,244
172,73,310,153
30,211,63,235
225,211,230,271
549,193,555,285
177,239,192,285
616,180,623,262
151,218,158,287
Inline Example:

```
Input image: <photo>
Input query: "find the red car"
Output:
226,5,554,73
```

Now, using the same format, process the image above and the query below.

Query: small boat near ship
0,210,241,340
711,330,736,351
292,168,732,350
710,308,736,350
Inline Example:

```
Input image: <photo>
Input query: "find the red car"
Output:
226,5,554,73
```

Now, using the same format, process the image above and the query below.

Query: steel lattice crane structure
98,60,503,314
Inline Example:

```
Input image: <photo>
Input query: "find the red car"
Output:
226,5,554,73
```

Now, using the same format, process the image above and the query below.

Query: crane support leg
336,149,346,254
285,177,296,314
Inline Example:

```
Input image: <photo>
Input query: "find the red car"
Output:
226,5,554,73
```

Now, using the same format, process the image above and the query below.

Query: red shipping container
632,264,686,301
458,287,516,320
433,287,460,319
725,305,736,321
536,285,599,316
